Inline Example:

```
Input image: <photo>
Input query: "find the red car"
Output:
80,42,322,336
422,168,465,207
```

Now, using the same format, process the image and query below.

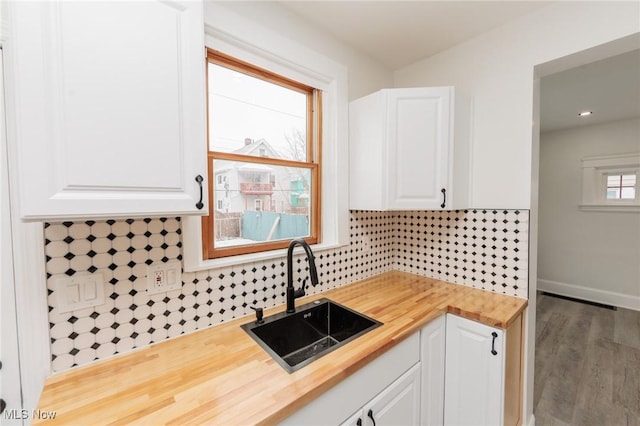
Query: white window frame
182,3,349,271
580,152,640,212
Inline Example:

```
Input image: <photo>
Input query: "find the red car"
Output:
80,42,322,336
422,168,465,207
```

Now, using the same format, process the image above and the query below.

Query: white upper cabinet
4,1,207,221
349,87,470,211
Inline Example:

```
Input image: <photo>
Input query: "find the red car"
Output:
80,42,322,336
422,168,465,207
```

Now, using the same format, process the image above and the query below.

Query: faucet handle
293,279,307,298
250,306,264,324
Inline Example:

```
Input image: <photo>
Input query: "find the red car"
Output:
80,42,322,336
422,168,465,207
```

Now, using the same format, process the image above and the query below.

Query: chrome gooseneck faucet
286,238,319,313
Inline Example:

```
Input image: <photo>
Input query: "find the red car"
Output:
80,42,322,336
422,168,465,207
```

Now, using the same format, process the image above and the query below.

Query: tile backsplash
45,209,528,372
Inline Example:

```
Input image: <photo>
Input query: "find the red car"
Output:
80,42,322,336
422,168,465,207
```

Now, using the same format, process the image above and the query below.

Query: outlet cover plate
146,260,182,294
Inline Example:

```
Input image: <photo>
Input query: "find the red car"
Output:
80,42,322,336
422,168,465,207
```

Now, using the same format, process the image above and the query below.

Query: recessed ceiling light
578,111,593,117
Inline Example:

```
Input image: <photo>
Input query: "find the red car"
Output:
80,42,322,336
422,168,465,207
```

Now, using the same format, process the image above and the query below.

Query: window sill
579,203,640,213
182,240,349,272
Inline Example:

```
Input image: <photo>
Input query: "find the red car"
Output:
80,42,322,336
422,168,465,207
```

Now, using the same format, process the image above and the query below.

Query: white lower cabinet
444,313,524,426
282,313,523,426
444,314,508,426
341,364,421,426
420,315,446,426
279,333,420,426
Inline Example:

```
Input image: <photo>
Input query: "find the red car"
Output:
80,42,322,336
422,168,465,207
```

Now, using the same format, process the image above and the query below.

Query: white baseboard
527,413,536,426
538,279,640,311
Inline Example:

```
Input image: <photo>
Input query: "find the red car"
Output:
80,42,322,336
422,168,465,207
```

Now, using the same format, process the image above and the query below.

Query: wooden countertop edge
445,298,528,329
34,271,527,425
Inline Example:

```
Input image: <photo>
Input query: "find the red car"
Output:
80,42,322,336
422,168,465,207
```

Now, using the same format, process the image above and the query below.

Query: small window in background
606,173,636,200
203,49,322,259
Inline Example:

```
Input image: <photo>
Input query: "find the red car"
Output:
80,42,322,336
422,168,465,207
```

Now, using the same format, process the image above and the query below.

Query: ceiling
279,1,552,69
278,1,639,132
540,49,640,133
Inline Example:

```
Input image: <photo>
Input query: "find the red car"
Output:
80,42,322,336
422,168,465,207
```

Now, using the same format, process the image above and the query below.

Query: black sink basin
241,298,382,373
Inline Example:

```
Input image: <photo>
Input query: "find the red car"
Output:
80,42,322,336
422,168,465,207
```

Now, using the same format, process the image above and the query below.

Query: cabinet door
363,363,421,426
421,315,446,426
444,315,505,426
340,411,364,426
5,1,207,220
386,87,451,210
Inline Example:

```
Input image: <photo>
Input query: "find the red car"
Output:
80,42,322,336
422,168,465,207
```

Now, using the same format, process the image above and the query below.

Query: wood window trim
202,49,322,259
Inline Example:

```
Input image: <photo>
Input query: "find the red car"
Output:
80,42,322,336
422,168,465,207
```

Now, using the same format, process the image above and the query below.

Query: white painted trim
182,236,348,272
538,278,640,311
523,75,540,426
582,152,640,169
1,45,26,425
578,204,640,213
2,31,51,414
581,152,640,209
527,413,536,426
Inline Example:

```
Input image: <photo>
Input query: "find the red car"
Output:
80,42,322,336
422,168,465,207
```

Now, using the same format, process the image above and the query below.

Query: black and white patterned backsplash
44,209,528,372
394,210,527,293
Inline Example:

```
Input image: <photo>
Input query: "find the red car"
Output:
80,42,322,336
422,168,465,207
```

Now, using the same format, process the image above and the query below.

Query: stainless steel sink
241,298,382,373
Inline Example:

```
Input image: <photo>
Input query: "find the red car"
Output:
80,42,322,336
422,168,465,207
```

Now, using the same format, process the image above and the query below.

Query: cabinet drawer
280,332,420,425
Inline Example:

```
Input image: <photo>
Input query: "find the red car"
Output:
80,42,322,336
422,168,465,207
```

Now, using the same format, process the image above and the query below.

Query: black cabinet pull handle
491,331,498,355
356,418,362,426
367,409,376,426
440,188,446,208
195,175,204,210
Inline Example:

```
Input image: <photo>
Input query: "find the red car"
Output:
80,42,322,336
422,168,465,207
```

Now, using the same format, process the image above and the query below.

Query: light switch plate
55,273,105,313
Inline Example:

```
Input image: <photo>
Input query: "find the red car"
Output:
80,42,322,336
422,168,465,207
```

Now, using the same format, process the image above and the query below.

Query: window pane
212,159,312,248
621,173,636,186
208,63,308,161
606,189,620,199
621,187,636,199
607,174,622,186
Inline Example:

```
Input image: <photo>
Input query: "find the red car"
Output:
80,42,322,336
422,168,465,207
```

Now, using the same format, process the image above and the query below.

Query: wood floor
534,293,640,426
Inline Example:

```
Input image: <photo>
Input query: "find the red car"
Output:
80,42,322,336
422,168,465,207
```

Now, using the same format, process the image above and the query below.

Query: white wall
393,4,639,426
211,1,393,100
393,1,640,209
538,118,640,309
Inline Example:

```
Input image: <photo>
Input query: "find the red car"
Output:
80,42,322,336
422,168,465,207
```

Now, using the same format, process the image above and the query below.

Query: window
202,49,322,259
606,173,636,200
581,153,640,212
182,5,348,272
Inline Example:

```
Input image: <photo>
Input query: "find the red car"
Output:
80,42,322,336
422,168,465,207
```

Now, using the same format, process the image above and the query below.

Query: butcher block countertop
35,271,527,425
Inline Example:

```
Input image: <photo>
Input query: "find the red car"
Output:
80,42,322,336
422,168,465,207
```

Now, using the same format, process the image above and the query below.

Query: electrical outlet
153,270,165,288
146,260,182,294
362,235,371,253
